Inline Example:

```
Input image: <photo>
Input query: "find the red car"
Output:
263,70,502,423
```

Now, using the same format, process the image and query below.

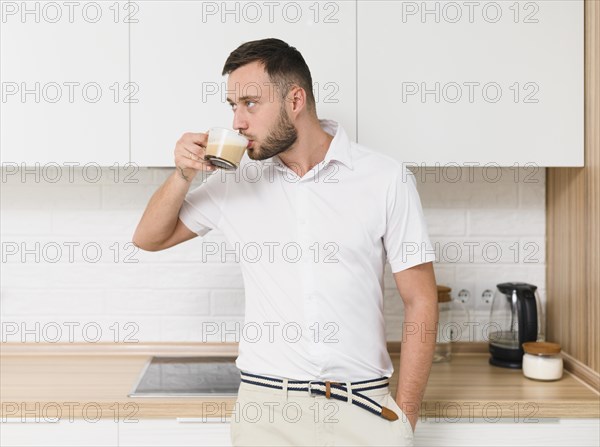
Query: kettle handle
518,289,538,345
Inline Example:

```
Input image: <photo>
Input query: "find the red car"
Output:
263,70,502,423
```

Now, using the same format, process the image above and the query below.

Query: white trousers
230,379,415,446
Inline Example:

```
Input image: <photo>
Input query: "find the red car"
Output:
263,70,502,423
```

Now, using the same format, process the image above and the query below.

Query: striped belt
240,371,399,422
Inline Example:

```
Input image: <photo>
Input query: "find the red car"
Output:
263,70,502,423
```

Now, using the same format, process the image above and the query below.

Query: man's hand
174,132,216,182
403,405,418,434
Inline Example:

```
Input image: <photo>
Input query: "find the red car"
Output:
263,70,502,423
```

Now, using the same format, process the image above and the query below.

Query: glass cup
204,127,249,170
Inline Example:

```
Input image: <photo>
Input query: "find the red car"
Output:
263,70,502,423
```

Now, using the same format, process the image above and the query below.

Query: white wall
0,166,545,344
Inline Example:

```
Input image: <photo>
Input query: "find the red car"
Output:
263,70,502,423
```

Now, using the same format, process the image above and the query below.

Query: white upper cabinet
2,1,583,167
357,0,584,167
0,1,130,165
130,1,357,166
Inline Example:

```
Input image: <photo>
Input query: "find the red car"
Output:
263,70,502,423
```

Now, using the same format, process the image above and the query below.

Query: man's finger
187,132,208,145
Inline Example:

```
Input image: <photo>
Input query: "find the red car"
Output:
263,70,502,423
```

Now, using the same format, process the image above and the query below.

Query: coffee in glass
204,128,249,170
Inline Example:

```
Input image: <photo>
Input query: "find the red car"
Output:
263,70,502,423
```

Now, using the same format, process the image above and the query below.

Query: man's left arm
393,260,439,432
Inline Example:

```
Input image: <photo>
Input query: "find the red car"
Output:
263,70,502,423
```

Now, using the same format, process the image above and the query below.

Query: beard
247,106,298,161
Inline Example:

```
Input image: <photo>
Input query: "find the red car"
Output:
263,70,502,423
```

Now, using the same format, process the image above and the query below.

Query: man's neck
277,121,334,177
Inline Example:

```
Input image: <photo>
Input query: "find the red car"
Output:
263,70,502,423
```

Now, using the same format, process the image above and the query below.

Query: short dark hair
222,38,316,115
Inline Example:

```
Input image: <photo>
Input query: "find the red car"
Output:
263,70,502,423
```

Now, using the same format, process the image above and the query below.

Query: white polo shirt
179,119,436,381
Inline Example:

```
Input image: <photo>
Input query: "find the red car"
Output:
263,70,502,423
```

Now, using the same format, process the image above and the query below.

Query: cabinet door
130,1,356,166
0,1,130,165
413,418,600,446
118,419,231,446
357,0,583,167
0,420,118,447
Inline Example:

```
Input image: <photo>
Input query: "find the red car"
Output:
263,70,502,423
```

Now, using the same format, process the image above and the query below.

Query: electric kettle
488,282,544,369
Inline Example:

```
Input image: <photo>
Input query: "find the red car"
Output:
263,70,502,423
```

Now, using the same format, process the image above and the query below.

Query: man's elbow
402,293,438,311
131,237,162,252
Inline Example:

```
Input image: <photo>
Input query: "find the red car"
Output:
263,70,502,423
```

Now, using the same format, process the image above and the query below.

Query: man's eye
246,101,256,108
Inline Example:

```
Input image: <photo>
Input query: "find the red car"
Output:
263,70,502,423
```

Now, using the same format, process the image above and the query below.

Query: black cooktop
128,356,241,397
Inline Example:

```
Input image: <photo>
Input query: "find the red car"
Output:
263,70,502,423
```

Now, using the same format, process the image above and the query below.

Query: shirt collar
265,118,354,171
319,119,354,170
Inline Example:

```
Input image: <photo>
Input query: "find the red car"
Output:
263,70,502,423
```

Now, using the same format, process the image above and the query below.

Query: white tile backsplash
1,166,546,343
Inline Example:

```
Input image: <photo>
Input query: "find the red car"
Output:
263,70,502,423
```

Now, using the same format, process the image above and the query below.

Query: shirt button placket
297,183,313,291
298,183,318,359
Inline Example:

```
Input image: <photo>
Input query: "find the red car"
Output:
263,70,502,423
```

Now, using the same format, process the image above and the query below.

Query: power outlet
481,289,495,305
475,285,496,313
457,289,471,304
451,282,476,314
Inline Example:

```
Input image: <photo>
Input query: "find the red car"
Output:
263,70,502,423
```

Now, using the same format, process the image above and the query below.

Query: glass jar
522,342,563,381
434,286,452,362
433,285,470,363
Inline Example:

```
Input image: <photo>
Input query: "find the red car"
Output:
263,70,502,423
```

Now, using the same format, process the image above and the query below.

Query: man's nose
233,111,248,133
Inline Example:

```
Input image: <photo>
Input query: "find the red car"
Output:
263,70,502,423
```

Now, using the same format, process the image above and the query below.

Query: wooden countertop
1,344,598,420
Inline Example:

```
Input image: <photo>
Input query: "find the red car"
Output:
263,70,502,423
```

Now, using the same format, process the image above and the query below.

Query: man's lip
247,140,254,148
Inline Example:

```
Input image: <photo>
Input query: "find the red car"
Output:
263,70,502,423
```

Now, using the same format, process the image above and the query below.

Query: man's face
226,61,298,161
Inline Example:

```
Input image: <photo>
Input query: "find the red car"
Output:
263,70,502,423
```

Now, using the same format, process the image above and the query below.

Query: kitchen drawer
118,419,231,447
0,419,118,447
413,418,600,446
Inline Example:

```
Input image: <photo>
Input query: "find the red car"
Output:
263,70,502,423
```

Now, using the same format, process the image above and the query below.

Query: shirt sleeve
383,166,436,273
178,172,227,237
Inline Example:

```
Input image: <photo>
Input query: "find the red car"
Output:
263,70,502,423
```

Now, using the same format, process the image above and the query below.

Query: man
133,38,438,447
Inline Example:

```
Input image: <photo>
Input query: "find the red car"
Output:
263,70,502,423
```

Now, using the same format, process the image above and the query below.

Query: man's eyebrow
226,95,260,105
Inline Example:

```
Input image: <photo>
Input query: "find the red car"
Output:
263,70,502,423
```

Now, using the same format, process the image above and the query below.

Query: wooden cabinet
357,0,584,166
0,1,130,165
129,1,357,166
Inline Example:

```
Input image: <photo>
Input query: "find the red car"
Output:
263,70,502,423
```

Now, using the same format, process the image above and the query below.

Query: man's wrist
178,166,192,183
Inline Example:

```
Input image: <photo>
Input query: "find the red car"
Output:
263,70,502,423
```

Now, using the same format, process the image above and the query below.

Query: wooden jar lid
437,285,452,303
522,341,562,355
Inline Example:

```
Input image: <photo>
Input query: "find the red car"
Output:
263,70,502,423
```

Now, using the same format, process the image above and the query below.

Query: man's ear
288,86,306,112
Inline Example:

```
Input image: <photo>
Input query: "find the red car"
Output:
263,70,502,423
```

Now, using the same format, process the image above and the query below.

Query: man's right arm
132,132,216,252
